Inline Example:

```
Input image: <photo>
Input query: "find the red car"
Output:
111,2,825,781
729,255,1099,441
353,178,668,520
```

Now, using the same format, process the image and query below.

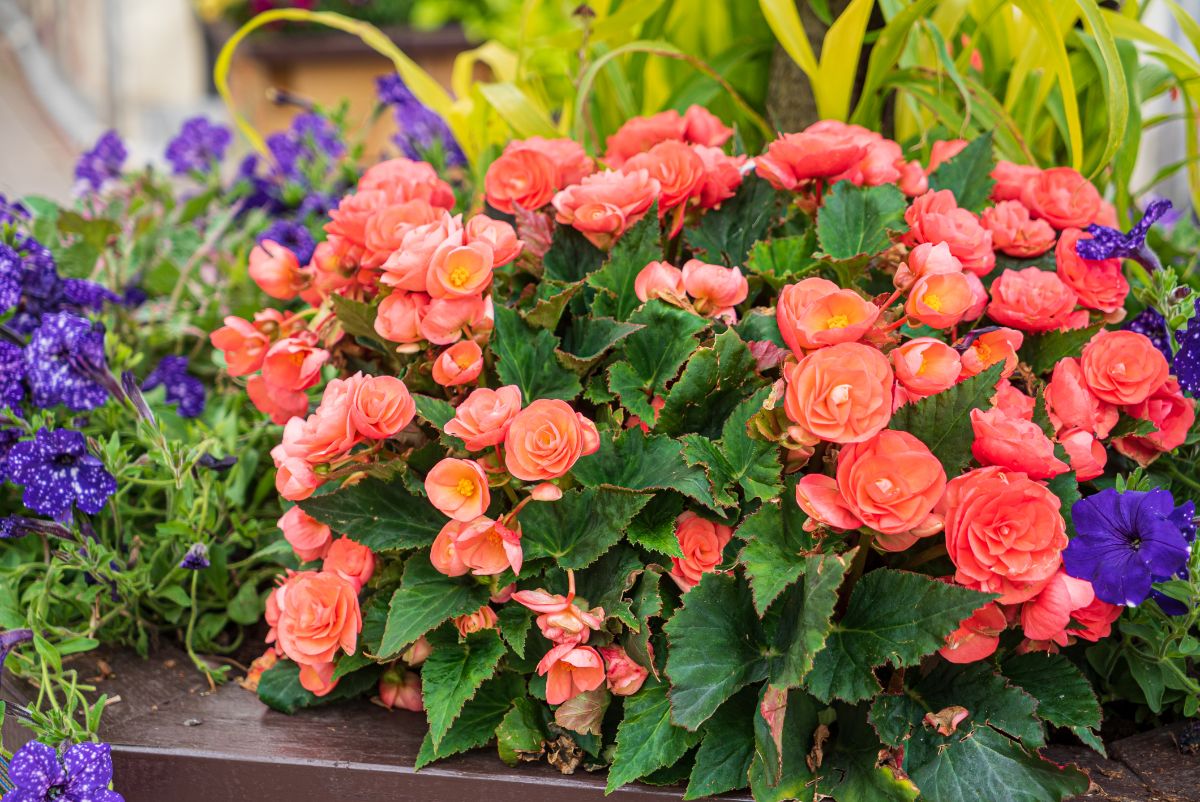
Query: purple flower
164,116,232,175
0,427,21,481
376,75,465,168
290,112,345,160
1124,307,1173,365
1075,199,1172,272
1063,488,1192,607
0,244,22,313
60,278,120,311
179,542,210,570
0,194,29,226
0,340,27,409
3,740,123,802
259,219,315,264
74,131,127,193
0,628,33,674
25,312,109,411
142,355,205,418
6,428,116,519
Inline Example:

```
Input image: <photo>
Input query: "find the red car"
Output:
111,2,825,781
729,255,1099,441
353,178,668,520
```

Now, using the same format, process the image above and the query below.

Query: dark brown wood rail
2,648,1196,801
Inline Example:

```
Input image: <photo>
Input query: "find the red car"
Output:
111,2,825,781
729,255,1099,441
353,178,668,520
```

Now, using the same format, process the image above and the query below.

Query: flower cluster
227,105,1197,799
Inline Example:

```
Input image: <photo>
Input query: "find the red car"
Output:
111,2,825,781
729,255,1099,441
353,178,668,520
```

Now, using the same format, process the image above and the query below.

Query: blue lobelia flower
2,740,123,802
179,542,210,570
24,312,109,411
0,341,26,410
164,116,232,176
376,75,466,167
1063,487,1192,607
1075,199,1172,272
258,219,316,264
141,355,205,418
74,131,127,193
6,428,117,519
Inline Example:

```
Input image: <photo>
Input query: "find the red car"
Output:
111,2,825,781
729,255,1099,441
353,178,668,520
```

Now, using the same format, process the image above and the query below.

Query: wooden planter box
3,647,1197,801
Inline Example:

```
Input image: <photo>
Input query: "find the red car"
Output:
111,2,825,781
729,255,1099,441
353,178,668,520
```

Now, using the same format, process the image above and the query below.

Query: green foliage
379,555,491,658
890,363,1005,476
492,304,582,401
587,206,662,321
1019,325,1104,375
807,570,995,702
684,687,757,800
572,427,716,509
928,133,997,213
607,680,703,793
415,674,527,770
514,487,650,569
684,175,780,266
737,496,815,615
299,477,441,552
657,329,763,438
664,572,767,730
422,628,508,749
745,232,821,290
258,661,382,715
680,387,782,507
816,181,908,260
768,549,853,689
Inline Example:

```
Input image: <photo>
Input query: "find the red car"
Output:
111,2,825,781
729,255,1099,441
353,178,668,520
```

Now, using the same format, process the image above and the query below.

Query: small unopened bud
377,668,423,712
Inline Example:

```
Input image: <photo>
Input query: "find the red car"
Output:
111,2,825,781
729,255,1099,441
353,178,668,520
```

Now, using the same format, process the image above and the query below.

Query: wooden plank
1109,722,1200,802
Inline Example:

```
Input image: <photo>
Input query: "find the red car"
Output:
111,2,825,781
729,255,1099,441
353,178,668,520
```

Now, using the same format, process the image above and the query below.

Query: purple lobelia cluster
376,75,466,168
164,116,233,176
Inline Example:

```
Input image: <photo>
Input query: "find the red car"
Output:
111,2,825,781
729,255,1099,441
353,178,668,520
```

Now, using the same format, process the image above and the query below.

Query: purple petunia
141,355,205,418
0,340,27,409
1063,488,1192,608
3,740,123,802
1075,199,1172,272
0,427,21,481
179,542,210,570
74,130,127,193
1172,297,1200,397
258,219,316,264
6,428,117,519
60,278,121,311
376,75,465,167
24,312,109,411
164,116,233,175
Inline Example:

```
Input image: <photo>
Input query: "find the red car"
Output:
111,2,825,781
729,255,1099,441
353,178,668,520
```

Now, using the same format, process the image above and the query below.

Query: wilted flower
179,543,211,571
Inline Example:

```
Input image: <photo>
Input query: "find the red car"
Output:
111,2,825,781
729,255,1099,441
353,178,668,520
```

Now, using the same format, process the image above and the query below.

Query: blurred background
1,0,1199,205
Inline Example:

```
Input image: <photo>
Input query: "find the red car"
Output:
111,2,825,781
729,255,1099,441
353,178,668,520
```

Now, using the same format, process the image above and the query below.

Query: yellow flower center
448,266,472,288
974,341,993,364
825,314,850,329
923,292,942,312
916,357,929,376
455,352,476,369
456,478,475,497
